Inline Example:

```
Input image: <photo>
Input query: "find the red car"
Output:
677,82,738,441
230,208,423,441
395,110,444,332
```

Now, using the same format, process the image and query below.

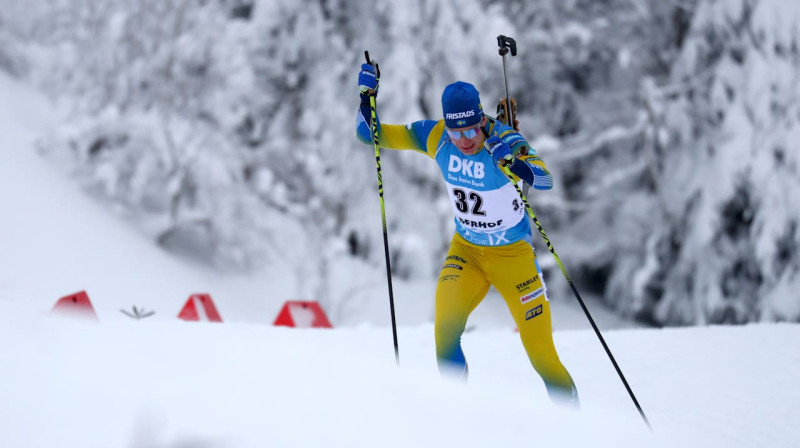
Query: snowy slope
1,302,798,447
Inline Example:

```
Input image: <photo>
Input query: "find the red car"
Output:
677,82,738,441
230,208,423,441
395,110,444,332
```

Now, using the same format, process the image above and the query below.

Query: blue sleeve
489,122,554,190
508,158,554,190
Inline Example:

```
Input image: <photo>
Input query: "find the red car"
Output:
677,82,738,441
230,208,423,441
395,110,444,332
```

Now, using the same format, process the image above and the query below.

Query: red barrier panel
51,290,99,320
273,301,333,328
178,293,223,323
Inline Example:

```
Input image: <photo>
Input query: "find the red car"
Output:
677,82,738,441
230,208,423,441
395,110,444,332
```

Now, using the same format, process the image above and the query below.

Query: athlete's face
446,117,486,156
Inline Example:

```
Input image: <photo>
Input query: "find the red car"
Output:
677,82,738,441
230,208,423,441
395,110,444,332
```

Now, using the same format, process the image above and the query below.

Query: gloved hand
358,63,379,95
487,136,515,167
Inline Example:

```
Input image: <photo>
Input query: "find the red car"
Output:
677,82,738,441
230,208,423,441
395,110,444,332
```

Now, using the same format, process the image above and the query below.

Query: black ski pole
493,35,651,429
364,50,400,364
497,35,517,127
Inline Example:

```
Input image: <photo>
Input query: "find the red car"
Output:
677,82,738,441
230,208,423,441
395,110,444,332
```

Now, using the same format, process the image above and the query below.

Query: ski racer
356,62,579,405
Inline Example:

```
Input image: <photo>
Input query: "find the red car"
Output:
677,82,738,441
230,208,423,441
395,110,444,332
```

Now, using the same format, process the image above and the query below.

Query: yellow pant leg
486,240,579,404
434,235,489,376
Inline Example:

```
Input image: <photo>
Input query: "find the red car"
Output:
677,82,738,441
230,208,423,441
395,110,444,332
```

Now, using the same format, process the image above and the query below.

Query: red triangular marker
273,301,333,328
178,293,223,322
51,290,99,320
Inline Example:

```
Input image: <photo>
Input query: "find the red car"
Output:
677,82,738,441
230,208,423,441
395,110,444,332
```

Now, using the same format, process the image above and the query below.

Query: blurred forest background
0,0,798,326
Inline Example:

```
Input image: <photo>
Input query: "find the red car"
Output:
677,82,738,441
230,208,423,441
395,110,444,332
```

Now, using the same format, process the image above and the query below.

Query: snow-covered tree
604,0,800,324
7,0,798,324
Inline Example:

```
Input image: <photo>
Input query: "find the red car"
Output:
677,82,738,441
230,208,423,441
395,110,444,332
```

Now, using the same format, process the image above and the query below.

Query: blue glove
358,63,379,95
487,136,515,166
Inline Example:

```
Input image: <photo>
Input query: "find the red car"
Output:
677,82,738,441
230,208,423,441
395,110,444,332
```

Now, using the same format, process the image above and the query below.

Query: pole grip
364,51,380,77
497,35,517,56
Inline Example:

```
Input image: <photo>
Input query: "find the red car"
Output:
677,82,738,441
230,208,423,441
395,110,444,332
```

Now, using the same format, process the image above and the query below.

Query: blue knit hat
442,81,483,128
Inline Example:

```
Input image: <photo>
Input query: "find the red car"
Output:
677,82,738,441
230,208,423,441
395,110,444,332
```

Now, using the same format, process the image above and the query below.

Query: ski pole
364,50,400,364
497,35,517,127
492,36,651,429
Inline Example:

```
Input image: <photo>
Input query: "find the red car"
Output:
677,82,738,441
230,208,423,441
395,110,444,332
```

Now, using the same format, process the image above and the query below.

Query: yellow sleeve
376,120,445,160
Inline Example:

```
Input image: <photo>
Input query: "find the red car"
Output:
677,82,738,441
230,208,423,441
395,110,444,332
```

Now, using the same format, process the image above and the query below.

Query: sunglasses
446,125,480,141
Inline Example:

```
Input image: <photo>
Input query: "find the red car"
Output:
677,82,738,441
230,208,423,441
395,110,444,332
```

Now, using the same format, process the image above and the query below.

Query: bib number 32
453,188,486,216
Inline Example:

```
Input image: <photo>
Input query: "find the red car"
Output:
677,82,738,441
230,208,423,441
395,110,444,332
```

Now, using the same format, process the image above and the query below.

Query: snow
3,296,800,447
1,72,799,448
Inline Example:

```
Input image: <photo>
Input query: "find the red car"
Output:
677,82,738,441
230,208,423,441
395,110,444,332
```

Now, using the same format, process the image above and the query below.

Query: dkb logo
448,155,485,179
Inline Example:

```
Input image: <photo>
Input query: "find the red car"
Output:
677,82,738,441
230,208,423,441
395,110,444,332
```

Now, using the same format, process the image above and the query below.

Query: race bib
445,182,525,235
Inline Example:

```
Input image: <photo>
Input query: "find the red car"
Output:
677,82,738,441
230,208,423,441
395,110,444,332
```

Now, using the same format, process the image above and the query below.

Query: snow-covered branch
544,112,647,163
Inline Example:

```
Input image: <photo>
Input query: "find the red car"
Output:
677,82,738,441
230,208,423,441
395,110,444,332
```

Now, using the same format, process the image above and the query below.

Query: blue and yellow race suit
356,93,577,403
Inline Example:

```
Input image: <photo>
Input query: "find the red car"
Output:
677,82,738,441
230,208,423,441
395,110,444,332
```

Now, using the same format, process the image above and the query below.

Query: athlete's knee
435,328,463,359
435,318,466,345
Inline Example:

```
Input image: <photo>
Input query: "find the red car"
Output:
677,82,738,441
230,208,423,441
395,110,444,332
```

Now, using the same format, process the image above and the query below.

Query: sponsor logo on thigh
525,304,543,321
